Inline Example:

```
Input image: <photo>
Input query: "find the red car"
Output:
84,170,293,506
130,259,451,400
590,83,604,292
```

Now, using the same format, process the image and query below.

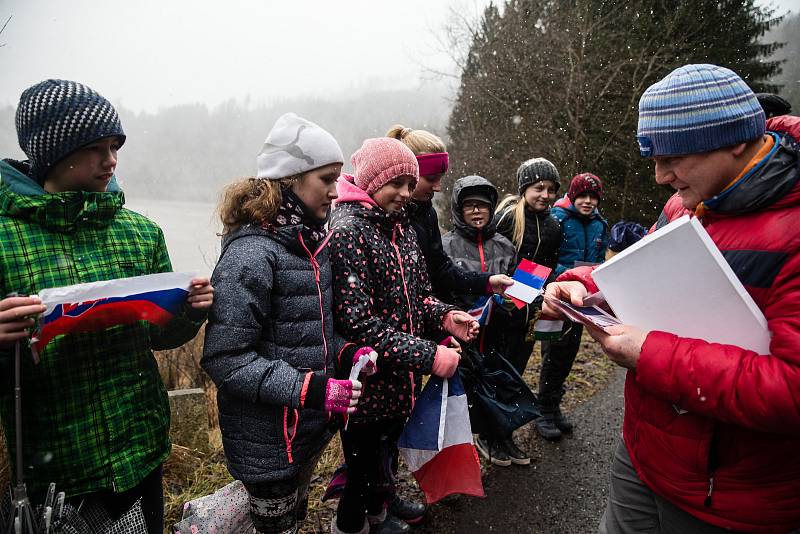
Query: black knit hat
517,158,561,195
16,79,126,182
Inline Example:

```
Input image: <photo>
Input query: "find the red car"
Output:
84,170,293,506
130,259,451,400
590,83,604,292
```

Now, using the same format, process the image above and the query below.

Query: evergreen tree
446,0,784,224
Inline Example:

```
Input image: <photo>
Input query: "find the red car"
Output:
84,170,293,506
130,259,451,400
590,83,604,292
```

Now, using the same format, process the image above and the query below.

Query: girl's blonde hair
495,195,527,251
386,124,446,155
217,176,299,233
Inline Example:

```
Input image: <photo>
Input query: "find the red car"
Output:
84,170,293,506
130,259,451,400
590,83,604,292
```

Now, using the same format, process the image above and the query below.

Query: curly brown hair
217,176,300,233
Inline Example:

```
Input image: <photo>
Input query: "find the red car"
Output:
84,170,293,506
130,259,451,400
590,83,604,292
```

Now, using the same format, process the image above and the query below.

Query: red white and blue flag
506,259,552,309
398,373,485,504
467,295,494,326
35,272,194,350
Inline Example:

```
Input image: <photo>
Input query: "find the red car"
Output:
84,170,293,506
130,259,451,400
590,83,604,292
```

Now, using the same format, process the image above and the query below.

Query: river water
126,198,221,276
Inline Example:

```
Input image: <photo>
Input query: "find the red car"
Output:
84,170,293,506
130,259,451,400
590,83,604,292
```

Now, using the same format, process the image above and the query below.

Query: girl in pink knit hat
328,138,479,534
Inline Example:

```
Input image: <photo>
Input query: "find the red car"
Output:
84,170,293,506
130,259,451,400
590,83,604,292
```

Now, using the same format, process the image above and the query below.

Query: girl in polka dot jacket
328,137,479,534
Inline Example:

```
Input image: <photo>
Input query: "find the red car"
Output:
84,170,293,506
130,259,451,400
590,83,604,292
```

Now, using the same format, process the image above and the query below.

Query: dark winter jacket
561,121,800,532
329,176,455,423
551,195,609,277
202,222,338,483
495,200,562,278
407,198,490,301
442,176,516,308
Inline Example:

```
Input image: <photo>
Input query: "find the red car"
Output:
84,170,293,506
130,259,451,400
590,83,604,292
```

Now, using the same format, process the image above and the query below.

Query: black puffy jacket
407,198,490,301
495,200,561,279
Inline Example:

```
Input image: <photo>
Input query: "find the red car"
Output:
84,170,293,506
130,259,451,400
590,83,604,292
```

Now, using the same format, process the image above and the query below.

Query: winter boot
535,412,562,441
475,437,511,466
388,495,426,525
553,407,574,433
369,510,410,534
332,516,369,534
502,437,531,465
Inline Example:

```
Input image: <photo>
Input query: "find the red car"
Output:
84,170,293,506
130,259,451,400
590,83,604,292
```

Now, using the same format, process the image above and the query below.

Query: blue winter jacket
552,195,609,277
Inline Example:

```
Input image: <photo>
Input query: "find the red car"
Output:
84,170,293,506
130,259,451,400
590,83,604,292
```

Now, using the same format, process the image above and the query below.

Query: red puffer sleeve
555,265,600,294
635,251,800,435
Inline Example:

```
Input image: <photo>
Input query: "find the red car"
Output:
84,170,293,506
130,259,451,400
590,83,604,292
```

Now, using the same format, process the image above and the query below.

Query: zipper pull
704,474,714,507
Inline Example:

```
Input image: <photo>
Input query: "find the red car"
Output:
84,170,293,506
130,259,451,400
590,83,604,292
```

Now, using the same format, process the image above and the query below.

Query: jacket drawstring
704,474,715,507
391,223,417,410
283,407,299,464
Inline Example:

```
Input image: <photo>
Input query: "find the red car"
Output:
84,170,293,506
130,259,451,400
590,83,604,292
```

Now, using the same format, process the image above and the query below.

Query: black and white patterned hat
15,79,126,182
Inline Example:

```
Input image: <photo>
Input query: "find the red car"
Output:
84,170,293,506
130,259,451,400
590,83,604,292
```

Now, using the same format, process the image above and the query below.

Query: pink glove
431,345,461,378
353,346,378,376
442,310,480,342
324,378,362,414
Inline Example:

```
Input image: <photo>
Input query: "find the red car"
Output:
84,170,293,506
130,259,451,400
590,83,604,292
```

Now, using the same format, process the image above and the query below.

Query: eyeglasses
463,201,490,212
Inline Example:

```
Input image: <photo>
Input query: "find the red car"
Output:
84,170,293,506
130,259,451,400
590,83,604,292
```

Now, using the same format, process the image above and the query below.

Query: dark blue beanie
608,221,647,252
15,79,126,182
637,64,765,157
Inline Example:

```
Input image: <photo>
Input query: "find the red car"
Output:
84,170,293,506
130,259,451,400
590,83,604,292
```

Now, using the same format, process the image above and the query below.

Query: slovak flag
505,259,552,309
398,373,485,504
35,272,194,351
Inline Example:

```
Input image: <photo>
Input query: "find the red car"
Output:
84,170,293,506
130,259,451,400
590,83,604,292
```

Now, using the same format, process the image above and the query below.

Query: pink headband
416,152,449,177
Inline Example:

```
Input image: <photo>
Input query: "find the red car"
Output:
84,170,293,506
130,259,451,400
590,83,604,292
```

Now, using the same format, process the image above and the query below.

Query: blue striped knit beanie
16,79,126,182
637,64,765,157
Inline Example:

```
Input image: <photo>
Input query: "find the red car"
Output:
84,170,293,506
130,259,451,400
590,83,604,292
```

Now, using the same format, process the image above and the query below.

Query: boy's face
44,136,121,193
573,194,599,216
654,144,743,209
461,199,492,229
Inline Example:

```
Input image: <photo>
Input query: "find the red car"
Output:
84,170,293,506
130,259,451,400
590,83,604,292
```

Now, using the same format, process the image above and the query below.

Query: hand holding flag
506,259,552,309
0,295,46,348
34,272,198,351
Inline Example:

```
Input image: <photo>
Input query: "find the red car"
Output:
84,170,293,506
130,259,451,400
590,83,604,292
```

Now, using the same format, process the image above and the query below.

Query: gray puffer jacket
202,223,339,483
442,175,516,308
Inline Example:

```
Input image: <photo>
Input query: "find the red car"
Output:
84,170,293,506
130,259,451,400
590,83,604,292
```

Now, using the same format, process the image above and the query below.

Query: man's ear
730,142,749,157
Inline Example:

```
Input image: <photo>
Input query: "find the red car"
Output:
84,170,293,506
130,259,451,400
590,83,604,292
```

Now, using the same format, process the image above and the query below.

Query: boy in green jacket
0,79,213,533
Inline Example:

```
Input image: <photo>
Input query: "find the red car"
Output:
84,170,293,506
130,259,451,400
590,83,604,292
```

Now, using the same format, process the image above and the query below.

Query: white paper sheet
591,215,771,354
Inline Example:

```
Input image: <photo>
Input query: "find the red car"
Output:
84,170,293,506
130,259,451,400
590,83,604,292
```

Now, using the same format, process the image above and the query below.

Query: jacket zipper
477,232,486,272
298,232,332,366
292,232,332,464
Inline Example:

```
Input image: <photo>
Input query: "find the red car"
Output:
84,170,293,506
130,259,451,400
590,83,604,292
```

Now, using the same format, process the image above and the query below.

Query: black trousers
336,418,405,532
539,322,583,410
66,464,164,534
497,305,536,376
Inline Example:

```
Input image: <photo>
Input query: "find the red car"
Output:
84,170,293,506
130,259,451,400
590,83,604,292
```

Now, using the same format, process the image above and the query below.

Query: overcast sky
0,0,795,112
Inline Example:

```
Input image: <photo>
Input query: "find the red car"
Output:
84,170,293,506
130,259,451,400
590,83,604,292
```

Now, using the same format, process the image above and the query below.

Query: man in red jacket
545,64,800,533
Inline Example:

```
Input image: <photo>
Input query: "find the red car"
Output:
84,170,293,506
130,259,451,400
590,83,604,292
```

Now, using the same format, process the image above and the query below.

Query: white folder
591,215,771,354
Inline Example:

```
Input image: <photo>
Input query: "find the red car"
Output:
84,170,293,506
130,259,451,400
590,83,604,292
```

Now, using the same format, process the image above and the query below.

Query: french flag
398,373,485,504
35,272,194,350
506,259,552,309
